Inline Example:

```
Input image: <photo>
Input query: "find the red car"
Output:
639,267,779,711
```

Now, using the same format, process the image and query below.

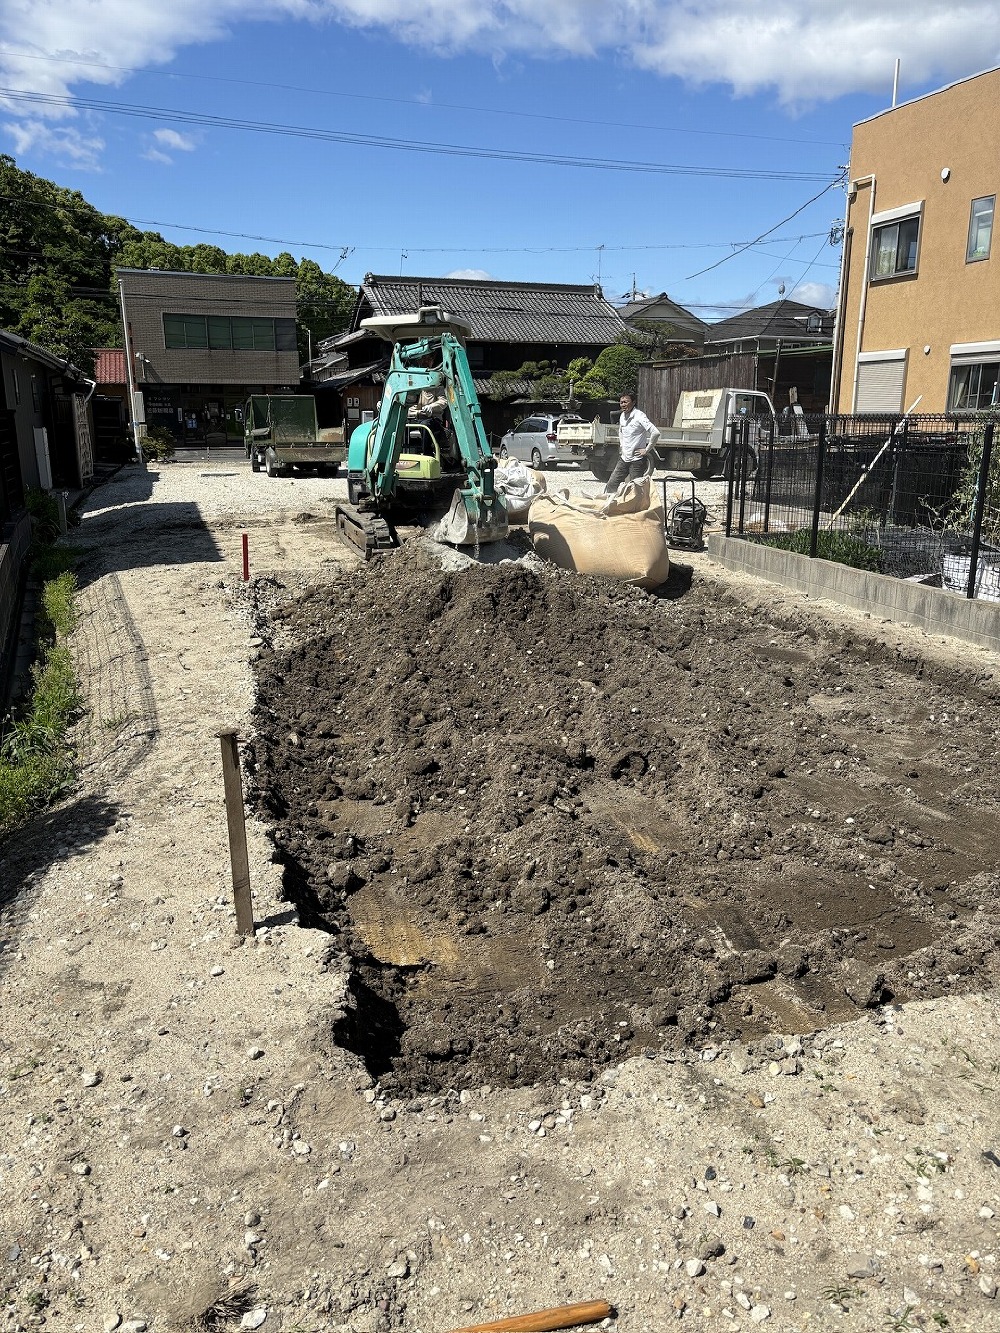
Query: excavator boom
335,308,508,560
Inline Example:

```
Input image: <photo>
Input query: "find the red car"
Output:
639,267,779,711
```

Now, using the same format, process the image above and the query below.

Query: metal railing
724,413,1000,602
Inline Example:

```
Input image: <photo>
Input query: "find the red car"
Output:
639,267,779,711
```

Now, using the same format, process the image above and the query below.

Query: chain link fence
724,413,1000,602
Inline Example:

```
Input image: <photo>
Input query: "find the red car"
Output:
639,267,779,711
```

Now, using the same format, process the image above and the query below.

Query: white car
498,413,585,470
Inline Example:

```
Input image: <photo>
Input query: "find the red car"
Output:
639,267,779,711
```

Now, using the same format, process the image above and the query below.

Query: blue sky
2,2,998,321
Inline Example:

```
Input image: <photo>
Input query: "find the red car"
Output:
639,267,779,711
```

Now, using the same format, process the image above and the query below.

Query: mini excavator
334,306,508,560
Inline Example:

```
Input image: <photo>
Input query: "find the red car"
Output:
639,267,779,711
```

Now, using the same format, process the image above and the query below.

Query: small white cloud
153,127,196,151
444,268,493,280
414,88,433,104
791,280,836,309
142,146,174,164
2,117,104,168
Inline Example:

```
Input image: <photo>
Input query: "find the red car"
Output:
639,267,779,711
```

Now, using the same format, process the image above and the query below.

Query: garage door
855,352,906,412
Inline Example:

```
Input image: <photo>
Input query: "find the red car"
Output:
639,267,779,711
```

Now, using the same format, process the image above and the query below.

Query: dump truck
244,394,346,478
561,388,777,481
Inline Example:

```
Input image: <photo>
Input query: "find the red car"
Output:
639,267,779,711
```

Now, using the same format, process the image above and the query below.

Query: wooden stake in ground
217,727,255,937
444,1300,614,1333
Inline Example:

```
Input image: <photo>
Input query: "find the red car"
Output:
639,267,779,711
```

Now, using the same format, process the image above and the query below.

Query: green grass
755,527,885,572
0,571,81,838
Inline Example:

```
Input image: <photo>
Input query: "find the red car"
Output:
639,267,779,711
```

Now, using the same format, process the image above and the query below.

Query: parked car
498,413,585,469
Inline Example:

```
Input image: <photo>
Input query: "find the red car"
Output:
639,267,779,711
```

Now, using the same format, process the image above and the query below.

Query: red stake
242,531,249,581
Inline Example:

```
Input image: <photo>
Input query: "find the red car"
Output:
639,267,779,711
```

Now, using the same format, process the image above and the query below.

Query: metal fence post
736,416,750,535
809,419,828,559
724,417,738,537
886,416,906,528
762,418,775,534
966,421,995,599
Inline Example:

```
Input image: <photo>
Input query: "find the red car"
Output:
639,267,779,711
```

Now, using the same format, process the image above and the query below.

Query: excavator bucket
434,488,509,548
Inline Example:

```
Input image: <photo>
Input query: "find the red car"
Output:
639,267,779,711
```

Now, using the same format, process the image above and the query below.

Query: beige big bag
528,475,670,589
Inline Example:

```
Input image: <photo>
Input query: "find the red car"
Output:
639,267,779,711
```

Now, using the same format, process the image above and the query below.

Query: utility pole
118,276,145,466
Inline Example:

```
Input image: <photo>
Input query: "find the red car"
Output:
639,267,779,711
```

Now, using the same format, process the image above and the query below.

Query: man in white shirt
604,392,659,494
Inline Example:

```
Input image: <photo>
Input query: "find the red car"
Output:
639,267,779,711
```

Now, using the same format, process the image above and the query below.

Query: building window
163,314,297,351
967,196,995,263
870,215,920,279
948,360,1000,411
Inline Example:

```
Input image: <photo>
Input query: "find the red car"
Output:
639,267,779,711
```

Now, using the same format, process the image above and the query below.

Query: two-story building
832,67,999,414
116,269,301,446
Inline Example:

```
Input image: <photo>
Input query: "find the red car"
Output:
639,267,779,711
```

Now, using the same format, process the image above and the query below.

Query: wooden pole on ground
444,1300,614,1333
217,728,255,937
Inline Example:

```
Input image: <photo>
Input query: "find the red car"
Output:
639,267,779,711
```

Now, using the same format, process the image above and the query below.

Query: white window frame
869,201,923,281
966,196,995,263
948,340,1000,411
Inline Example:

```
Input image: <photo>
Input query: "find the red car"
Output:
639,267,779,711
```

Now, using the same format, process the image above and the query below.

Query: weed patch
0,571,81,838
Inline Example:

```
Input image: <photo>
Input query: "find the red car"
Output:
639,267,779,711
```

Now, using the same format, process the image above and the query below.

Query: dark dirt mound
248,544,1000,1097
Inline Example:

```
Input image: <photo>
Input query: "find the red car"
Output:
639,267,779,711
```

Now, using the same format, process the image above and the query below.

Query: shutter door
856,358,905,412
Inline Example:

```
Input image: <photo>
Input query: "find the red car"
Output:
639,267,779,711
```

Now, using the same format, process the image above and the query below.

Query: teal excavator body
336,307,508,560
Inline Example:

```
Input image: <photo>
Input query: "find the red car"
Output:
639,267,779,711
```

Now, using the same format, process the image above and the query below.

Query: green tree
0,156,357,372
295,258,355,361
0,155,122,372
590,343,644,397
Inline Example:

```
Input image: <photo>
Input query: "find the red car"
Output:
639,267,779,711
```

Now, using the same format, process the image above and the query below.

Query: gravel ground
0,459,997,1333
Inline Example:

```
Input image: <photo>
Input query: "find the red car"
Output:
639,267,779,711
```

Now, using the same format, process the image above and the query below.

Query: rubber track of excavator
334,504,399,561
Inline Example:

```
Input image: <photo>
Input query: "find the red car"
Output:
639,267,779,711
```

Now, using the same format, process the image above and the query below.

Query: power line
0,87,837,183
685,179,846,280
0,193,835,259
1,49,850,150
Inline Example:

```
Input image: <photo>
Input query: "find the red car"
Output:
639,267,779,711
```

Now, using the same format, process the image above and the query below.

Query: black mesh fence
725,413,1000,602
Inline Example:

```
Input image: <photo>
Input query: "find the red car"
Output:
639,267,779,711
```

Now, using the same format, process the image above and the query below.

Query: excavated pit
249,544,1000,1097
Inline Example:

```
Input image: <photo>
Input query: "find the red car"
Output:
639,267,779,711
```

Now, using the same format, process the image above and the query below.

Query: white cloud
791,280,836,309
142,146,175,164
2,0,1000,163
317,1,1000,105
444,268,494,280
153,128,196,151
2,116,104,168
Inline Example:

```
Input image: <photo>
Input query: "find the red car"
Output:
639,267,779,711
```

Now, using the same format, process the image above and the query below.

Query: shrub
25,488,62,543
0,571,81,838
758,527,884,572
591,343,644,398
142,425,176,460
943,415,1000,546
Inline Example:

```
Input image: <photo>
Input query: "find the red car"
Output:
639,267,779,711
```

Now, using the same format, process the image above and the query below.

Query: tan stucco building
832,67,1000,415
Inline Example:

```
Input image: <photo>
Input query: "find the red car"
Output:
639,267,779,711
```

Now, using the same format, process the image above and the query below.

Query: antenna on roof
892,57,900,108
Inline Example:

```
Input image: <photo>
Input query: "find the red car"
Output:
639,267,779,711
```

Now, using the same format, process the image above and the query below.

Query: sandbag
567,473,652,518
528,480,670,589
496,459,546,525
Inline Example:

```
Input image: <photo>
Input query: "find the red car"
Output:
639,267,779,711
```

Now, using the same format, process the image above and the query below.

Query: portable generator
662,479,708,550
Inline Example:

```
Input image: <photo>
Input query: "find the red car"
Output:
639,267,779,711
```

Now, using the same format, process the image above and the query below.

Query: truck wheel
250,450,261,472
718,446,759,481
265,453,280,478
530,448,544,470
326,464,340,479
589,455,614,483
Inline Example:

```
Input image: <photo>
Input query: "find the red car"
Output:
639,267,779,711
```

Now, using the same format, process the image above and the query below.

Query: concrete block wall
708,534,1000,653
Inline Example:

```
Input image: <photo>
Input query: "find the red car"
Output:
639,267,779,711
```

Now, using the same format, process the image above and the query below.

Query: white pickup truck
559,388,777,481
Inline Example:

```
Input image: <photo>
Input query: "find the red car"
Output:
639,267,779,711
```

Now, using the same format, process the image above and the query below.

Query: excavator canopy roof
360,305,471,345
